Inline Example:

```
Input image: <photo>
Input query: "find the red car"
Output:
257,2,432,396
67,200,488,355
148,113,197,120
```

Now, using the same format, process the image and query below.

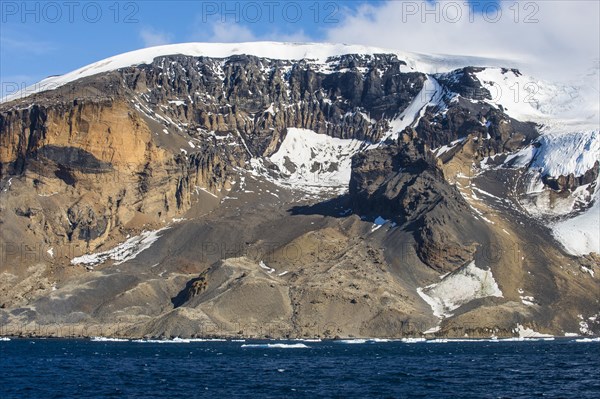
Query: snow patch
577,314,593,336
551,184,600,256
508,131,600,256
531,131,600,178
259,261,275,274
267,128,366,194
194,186,218,198
433,137,467,157
516,324,553,338
379,76,444,143
504,145,536,168
474,68,599,132
417,261,503,318
370,216,390,232
71,227,170,266
520,294,537,306
423,326,441,334
580,266,595,277
264,103,276,115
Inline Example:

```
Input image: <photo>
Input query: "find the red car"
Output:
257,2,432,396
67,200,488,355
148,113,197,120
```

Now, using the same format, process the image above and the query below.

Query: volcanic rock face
350,138,451,221
541,161,599,192
0,98,238,257
350,139,482,272
120,54,425,152
0,53,428,252
0,44,598,339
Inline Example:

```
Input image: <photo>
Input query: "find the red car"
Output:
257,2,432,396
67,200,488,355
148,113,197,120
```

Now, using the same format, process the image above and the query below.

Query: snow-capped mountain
2,42,529,104
0,42,597,339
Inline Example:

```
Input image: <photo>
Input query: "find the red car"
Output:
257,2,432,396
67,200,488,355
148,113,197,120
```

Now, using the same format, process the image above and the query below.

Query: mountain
0,42,598,339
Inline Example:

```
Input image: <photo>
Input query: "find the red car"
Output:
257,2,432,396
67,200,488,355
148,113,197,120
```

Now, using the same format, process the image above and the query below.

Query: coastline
1,334,599,343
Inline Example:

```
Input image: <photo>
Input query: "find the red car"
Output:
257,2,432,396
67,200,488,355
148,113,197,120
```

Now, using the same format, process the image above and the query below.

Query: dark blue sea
1,337,599,398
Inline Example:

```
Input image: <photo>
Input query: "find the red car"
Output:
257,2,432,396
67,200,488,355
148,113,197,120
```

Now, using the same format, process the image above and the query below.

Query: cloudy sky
1,0,598,96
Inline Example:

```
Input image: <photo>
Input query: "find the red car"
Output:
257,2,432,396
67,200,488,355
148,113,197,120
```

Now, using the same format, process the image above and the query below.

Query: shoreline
1,335,599,343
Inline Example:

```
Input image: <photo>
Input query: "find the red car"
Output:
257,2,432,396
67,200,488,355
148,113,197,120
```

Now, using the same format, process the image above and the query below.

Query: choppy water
1,337,599,398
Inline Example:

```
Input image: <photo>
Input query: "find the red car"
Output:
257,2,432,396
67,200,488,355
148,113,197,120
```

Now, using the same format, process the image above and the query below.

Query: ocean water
1,338,599,398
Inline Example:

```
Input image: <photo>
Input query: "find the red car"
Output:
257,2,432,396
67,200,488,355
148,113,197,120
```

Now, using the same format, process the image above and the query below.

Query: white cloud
191,20,311,44
0,35,56,55
323,0,600,80
139,28,173,47
271,29,311,43
208,22,257,42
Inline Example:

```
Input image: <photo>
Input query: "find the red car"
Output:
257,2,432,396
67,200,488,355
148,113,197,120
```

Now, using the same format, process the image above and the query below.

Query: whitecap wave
241,343,309,349
133,337,227,343
91,337,129,342
335,339,368,344
401,338,427,343
575,337,600,343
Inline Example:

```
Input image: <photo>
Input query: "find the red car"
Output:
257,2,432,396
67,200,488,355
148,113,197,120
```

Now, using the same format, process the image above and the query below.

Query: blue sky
1,0,597,97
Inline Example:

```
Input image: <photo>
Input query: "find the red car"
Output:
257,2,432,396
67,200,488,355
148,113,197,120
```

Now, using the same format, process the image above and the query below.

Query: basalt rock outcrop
349,138,483,272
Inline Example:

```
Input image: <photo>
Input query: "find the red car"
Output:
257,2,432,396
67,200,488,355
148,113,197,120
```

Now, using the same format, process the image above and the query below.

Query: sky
1,0,599,98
